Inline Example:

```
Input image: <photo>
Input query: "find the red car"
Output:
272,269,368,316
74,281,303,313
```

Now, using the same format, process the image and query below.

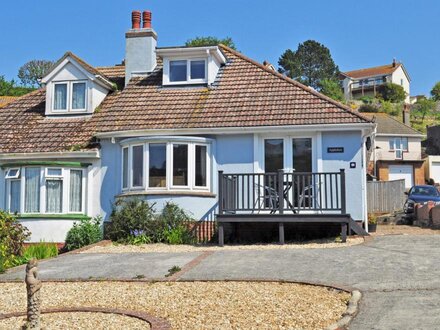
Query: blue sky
1,0,438,96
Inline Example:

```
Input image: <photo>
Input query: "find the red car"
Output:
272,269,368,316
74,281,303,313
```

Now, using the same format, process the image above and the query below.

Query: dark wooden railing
218,169,346,215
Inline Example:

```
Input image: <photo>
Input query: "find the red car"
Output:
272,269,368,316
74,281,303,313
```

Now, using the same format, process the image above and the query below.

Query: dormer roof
156,45,226,64
41,52,115,90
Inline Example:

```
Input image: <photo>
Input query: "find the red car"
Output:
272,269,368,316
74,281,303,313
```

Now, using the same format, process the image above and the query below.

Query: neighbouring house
0,11,374,243
423,125,440,184
340,60,411,103
363,111,424,189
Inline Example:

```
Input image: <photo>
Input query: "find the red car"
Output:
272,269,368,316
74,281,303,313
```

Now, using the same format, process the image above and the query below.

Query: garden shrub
107,198,158,242
65,216,103,251
107,199,195,244
0,210,31,272
22,242,58,261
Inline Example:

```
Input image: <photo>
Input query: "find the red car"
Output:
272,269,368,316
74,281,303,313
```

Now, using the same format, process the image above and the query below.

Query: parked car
403,185,440,221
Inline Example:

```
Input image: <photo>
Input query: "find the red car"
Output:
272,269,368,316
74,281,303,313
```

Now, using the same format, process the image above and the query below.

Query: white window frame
389,137,408,159
6,178,21,214
163,58,208,85
52,80,88,113
130,144,146,189
71,81,88,112
68,168,86,214
121,139,212,193
52,82,69,112
5,168,20,179
122,146,129,190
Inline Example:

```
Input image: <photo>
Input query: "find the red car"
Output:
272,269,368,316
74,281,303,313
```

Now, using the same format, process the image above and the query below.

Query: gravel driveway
1,234,439,329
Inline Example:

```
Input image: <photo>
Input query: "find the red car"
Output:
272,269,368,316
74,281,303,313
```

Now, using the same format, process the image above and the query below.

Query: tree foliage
318,79,344,102
377,82,406,103
430,81,440,101
0,76,34,96
278,40,340,89
185,36,236,50
18,60,54,87
412,98,437,122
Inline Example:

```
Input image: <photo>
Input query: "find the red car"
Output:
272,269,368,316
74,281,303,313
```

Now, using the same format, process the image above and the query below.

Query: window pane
132,145,144,187
396,150,403,159
47,168,62,177
389,139,395,150
169,60,187,82
190,60,205,80
122,148,129,188
46,180,62,213
70,170,82,212
6,168,19,179
10,180,21,213
25,168,40,213
54,84,67,110
395,137,401,150
149,144,167,187
402,138,408,151
72,83,86,109
292,138,312,172
264,139,284,173
173,144,188,186
195,145,207,187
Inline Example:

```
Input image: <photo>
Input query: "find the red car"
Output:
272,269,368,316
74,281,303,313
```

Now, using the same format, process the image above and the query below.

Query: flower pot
368,223,377,232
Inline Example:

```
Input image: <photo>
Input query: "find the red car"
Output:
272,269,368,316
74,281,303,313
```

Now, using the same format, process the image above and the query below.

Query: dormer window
53,81,87,112
158,46,226,86
169,59,207,83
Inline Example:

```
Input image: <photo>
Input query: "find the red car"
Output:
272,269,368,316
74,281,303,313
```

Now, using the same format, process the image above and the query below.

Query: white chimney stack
125,10,157,85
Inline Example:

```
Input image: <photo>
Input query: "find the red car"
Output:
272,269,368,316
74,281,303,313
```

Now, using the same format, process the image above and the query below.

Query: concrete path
1,235,439,329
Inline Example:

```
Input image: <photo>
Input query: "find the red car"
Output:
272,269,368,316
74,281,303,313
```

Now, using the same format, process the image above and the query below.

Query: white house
340,60,411,103
0,11,374,243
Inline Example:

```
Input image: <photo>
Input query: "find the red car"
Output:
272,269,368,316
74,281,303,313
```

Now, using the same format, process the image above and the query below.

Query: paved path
1,235,439,329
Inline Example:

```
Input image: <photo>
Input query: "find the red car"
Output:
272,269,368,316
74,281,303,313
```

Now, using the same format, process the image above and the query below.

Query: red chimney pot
142,11,152,29
132,10,141,29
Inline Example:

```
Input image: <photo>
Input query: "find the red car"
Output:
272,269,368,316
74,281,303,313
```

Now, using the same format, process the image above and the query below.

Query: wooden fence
367,179,406,213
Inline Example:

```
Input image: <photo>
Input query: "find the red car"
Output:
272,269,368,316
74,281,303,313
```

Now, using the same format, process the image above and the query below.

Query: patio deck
217,170,367,246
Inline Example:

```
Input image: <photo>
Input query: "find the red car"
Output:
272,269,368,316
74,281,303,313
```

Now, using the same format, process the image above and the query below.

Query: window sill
17,214,91,220
117,190,216,198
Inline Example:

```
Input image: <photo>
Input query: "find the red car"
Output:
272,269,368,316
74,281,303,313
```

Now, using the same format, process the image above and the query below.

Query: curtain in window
25,168,40,213
70,170,82,212
72,83,86,109
54,84,67,110
10,180,21,213
46,180,62,213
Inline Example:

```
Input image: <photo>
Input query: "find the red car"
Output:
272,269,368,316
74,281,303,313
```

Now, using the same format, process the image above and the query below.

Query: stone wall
415,202,440,228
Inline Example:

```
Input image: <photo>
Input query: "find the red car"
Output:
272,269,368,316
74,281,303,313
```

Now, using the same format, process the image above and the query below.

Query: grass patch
165,266,181,277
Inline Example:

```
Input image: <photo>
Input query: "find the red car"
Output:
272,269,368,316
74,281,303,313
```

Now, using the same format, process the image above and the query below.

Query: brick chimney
125,10,157,85
403,104,411,126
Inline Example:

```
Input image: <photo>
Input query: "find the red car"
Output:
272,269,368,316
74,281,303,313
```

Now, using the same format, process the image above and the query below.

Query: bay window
122,138,211,192
4,166,86,215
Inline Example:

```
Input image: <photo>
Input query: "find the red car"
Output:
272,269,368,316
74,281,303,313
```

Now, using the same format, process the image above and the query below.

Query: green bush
358,103,379,113
107,198,158,242
107,199,195,245
0,210,30,272
22,242,58,261
65,216,103,251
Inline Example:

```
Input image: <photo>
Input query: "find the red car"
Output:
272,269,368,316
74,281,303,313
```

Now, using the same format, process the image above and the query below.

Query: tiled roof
362,112,423,136
92,45,371,133
0,96,21,108
96,65,125,79
342,63,401,79
0,45,371,154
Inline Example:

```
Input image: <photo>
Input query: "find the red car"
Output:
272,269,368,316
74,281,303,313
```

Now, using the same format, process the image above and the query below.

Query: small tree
185,36,236,50
377,83,406,103
430,82,440,101
278,40,340,89
318,79,344,102
412,98,436,122
18,60,54,87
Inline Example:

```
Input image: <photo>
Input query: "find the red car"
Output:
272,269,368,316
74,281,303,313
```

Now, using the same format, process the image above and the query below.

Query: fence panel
367,179,406,213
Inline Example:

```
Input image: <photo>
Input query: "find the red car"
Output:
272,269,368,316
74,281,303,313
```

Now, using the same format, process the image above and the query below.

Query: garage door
389,165,414,189
431,162,440,184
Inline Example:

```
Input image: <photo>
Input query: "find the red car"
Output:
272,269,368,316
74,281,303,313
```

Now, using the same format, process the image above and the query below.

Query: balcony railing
218,170,346,215
350,77,386,91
